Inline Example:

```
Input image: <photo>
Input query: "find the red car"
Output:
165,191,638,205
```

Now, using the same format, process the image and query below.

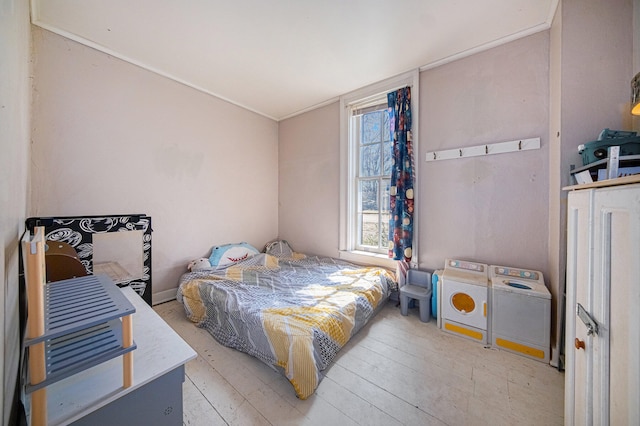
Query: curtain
387,86,414,263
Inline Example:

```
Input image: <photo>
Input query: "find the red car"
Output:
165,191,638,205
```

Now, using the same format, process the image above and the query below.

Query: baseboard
152,288,178,306
550,345,560,369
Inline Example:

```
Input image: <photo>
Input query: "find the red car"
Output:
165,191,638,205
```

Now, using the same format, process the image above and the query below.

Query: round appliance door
442,279,488,330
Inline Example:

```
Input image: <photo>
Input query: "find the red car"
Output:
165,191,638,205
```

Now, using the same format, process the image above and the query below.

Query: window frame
339,70,419,268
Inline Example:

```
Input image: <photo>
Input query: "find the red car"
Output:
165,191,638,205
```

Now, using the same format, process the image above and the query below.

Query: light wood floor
154,300,564,426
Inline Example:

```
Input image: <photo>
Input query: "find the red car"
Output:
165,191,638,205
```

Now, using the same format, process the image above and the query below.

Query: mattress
177,249,396,399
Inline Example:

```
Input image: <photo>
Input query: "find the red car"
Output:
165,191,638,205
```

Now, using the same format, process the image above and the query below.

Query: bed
176,240,397,399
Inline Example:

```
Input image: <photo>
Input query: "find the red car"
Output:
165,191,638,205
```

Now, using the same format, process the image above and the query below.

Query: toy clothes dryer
490,265,551,363
441,259,490,344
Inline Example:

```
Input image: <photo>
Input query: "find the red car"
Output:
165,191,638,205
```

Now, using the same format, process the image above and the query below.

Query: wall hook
425,137,540,162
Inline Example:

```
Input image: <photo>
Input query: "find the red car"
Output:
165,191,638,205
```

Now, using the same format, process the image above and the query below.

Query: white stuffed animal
188,258,211,271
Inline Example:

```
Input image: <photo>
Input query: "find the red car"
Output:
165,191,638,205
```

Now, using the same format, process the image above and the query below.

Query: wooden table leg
122,314,133,388
29,343,47,426
24,227,47,425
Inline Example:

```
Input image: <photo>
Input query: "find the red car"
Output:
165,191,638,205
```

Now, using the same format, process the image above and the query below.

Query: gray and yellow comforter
177,251,396,399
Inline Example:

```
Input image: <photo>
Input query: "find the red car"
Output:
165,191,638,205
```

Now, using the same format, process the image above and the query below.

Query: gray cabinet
71,366,185,426
31,287,196,425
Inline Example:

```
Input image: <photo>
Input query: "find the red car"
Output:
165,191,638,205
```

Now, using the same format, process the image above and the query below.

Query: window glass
358,180,378,247
383,141,393,175
354,106,390,253
359,144,381,177
362,111,382,144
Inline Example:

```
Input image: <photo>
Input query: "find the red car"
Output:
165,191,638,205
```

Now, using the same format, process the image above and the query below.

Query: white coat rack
425,137,540,162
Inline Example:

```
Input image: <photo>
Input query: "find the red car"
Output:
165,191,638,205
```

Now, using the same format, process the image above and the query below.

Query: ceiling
31,0,558,121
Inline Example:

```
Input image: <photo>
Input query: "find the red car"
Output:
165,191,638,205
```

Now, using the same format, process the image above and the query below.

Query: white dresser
564,175,640,425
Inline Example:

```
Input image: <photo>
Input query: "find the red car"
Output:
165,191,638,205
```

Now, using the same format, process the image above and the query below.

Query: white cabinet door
565,188,593,425
592,184,640,425
565,182,640,426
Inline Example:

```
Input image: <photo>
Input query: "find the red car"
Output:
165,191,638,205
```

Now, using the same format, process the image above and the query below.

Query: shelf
25,275,135,345
23,274,136,393
26,319,136,393
570,154,640,187
563,174,640,191
570,154,640,175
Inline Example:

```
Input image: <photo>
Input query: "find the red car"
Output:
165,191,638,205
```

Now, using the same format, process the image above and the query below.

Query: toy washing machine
441,259,490,344
490,265,551,363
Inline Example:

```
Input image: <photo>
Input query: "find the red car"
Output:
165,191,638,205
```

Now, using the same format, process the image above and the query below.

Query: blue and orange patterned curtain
387,86,414,263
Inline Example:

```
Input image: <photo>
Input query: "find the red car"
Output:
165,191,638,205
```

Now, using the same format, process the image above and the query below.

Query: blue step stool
400,269,432,323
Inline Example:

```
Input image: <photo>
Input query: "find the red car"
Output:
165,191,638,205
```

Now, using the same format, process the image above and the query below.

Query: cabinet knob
575,338,585,350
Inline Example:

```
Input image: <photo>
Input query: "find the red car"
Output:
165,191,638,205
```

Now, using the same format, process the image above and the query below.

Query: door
565,189,593,425
592,184,640,425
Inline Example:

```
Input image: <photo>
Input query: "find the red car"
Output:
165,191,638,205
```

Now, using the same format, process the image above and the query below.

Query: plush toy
187,258,211,271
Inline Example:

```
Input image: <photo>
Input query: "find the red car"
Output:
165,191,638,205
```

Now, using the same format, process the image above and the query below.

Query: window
339,71,419,268
353,101,391,254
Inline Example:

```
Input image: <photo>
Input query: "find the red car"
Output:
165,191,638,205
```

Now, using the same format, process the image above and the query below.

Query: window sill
338,250,397,270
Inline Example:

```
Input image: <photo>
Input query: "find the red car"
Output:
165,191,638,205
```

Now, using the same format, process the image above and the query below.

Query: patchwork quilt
177,251,396,399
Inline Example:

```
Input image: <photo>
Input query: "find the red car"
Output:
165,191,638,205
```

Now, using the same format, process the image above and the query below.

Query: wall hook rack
426,137,540,162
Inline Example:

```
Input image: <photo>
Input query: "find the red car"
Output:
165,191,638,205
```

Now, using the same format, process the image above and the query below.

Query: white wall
30,28,280,301
0,0,31,423
279,32,551,276
560,0,633,165
278,102,340,257
548,0,564,366
419,31,550,274
548,0,634,364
